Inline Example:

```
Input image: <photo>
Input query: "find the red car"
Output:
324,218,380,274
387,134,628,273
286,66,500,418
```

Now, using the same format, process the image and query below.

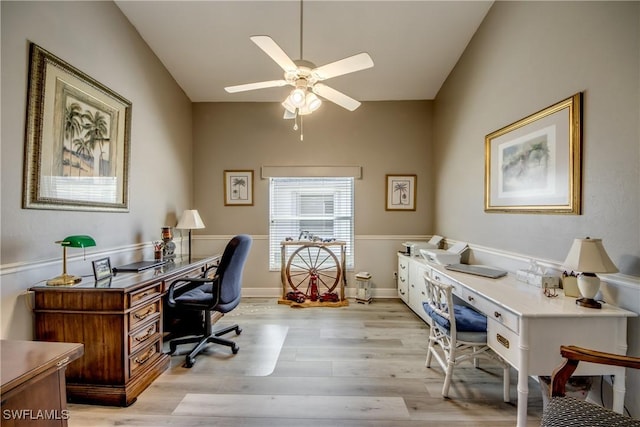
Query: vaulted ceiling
116,1,493,103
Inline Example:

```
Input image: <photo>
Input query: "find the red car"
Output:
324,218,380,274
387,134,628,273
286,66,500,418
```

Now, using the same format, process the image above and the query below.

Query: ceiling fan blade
312,52,374,80
250,35,297,72
225,80,288,93
312,83,361,111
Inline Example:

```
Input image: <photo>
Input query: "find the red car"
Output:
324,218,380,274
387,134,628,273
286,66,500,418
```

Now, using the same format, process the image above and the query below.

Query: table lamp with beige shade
562,237,618,309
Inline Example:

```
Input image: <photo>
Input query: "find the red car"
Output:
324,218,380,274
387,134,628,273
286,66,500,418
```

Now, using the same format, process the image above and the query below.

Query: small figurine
161,226,176,260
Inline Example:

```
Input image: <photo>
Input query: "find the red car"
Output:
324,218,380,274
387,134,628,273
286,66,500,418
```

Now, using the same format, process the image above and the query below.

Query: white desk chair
423,272,510,401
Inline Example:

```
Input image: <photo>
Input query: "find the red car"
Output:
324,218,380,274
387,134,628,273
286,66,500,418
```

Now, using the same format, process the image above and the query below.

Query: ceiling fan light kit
224,0,373,141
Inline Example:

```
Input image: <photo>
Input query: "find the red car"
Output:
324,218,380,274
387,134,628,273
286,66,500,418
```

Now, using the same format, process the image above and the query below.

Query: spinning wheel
280,240,346,302
285,245,341,297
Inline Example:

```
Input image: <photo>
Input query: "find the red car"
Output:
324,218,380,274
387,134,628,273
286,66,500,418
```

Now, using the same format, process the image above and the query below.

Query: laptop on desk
445,263,508,279
113,260,166,273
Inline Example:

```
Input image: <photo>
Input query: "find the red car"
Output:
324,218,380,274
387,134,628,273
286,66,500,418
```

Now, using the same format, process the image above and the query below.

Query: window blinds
269,177,354,270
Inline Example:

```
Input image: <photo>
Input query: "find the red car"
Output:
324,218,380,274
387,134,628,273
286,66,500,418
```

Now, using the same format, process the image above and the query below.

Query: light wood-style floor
68,298,544,426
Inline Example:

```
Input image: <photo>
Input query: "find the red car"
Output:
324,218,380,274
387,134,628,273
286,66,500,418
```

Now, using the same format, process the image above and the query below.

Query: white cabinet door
397,254,409,303
409,259,430,323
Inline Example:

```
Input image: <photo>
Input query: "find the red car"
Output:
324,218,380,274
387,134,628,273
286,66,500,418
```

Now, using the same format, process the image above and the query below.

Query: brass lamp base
576,297,602,309
47,274,82,286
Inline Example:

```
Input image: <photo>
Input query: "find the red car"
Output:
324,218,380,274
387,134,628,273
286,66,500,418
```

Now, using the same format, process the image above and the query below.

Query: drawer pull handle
135,326,155,342
56,356,70,367
494,311,502,319
134,307,154,320
497,333,510,349
467,296,475,302
400,265,406,270
134,349,154,365
400,277,405,283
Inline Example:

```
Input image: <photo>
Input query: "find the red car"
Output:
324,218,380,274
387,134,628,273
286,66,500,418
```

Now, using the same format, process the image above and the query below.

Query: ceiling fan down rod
299,0,303,60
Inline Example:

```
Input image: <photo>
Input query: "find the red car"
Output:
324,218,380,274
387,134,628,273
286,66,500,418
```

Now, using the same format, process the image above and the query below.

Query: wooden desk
1,340,83,427
29,256,219,407
426,262,637,427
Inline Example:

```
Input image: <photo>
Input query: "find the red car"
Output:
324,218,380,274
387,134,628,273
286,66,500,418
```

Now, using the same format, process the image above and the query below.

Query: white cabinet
397,253,430,324
397,253,409,303
408,259,430,323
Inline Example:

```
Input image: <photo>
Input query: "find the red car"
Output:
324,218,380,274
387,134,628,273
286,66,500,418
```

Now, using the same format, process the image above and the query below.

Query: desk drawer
129,300,161,330
488,319,519,368
398,258,409,281
129,340,161,378
462,288,519,333
130,284,162,308
129,320,160,354
430,270,463,296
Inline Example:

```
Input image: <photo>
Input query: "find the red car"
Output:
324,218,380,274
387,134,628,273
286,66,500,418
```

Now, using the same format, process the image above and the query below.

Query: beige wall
0,1,193,338
434,1,639,271
433,1,640,414
192,100,434,237
190,101,434,292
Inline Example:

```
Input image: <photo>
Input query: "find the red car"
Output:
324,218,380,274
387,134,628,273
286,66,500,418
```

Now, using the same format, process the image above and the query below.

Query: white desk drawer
398,258,409,280
488,319,519,368
430,270,463,296
461,288,519,334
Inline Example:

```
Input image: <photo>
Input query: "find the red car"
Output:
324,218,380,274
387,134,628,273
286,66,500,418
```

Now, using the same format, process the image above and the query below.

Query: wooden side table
1,340,83,427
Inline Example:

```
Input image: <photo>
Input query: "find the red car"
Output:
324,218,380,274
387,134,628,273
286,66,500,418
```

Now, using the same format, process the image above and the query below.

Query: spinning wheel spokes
285,245,341,297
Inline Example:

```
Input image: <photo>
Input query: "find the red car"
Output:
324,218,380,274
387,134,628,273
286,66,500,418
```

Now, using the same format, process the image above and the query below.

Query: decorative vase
161,227,176,260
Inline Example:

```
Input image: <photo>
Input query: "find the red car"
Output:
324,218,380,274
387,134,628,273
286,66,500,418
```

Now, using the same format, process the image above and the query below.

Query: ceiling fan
224,1,374,139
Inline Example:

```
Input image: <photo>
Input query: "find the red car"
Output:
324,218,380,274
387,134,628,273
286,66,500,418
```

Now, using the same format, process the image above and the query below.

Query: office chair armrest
167,276,220,307
551,345,640,397
202,263,219,278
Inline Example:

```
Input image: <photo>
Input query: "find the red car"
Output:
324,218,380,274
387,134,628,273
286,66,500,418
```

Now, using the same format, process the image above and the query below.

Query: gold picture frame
224,170,254,206
485,93,582,214
386,174,416,211
23,43,131,212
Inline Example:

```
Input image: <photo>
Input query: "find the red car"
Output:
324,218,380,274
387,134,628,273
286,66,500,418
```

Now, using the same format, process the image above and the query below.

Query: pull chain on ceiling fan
224,0,374,141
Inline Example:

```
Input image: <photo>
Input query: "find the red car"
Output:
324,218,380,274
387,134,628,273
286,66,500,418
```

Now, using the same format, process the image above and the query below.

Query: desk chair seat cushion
174,283,214,307
541,396,640,427
173,282,239,313
423,302,488,343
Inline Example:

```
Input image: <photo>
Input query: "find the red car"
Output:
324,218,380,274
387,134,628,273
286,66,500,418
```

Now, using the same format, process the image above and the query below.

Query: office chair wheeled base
168,312,242,367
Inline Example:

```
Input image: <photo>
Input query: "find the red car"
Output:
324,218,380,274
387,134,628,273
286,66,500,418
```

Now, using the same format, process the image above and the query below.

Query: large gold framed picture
23,43,131,212
485,93,582,214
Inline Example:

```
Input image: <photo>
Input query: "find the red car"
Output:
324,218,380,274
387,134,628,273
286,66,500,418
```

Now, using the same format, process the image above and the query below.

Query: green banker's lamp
47,235,96,286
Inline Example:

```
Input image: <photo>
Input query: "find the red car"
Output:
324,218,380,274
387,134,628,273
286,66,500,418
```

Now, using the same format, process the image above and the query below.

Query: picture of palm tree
24,42,131,211
61,96,113,178
393,181,409,205
387,175,416,210
231,176,248,200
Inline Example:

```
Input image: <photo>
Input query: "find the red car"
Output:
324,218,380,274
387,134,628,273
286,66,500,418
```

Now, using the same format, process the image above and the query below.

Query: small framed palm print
386,174,416,211
224,170,253,206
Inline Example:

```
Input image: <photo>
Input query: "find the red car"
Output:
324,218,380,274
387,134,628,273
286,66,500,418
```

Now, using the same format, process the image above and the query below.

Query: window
269,177,354,270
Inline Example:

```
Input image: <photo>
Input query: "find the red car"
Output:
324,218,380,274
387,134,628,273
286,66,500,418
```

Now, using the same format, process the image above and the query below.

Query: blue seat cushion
423,302,487,332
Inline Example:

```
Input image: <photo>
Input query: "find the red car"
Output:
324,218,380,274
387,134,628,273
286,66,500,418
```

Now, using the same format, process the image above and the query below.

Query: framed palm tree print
23,43,131,212
386,174,416,211
224,170,254,206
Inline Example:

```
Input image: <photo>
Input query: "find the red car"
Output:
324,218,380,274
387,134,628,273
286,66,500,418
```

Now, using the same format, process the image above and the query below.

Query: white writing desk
427,263,637,427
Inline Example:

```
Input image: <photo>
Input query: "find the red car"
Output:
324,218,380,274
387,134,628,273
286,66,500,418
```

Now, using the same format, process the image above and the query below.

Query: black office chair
167,234,252,368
